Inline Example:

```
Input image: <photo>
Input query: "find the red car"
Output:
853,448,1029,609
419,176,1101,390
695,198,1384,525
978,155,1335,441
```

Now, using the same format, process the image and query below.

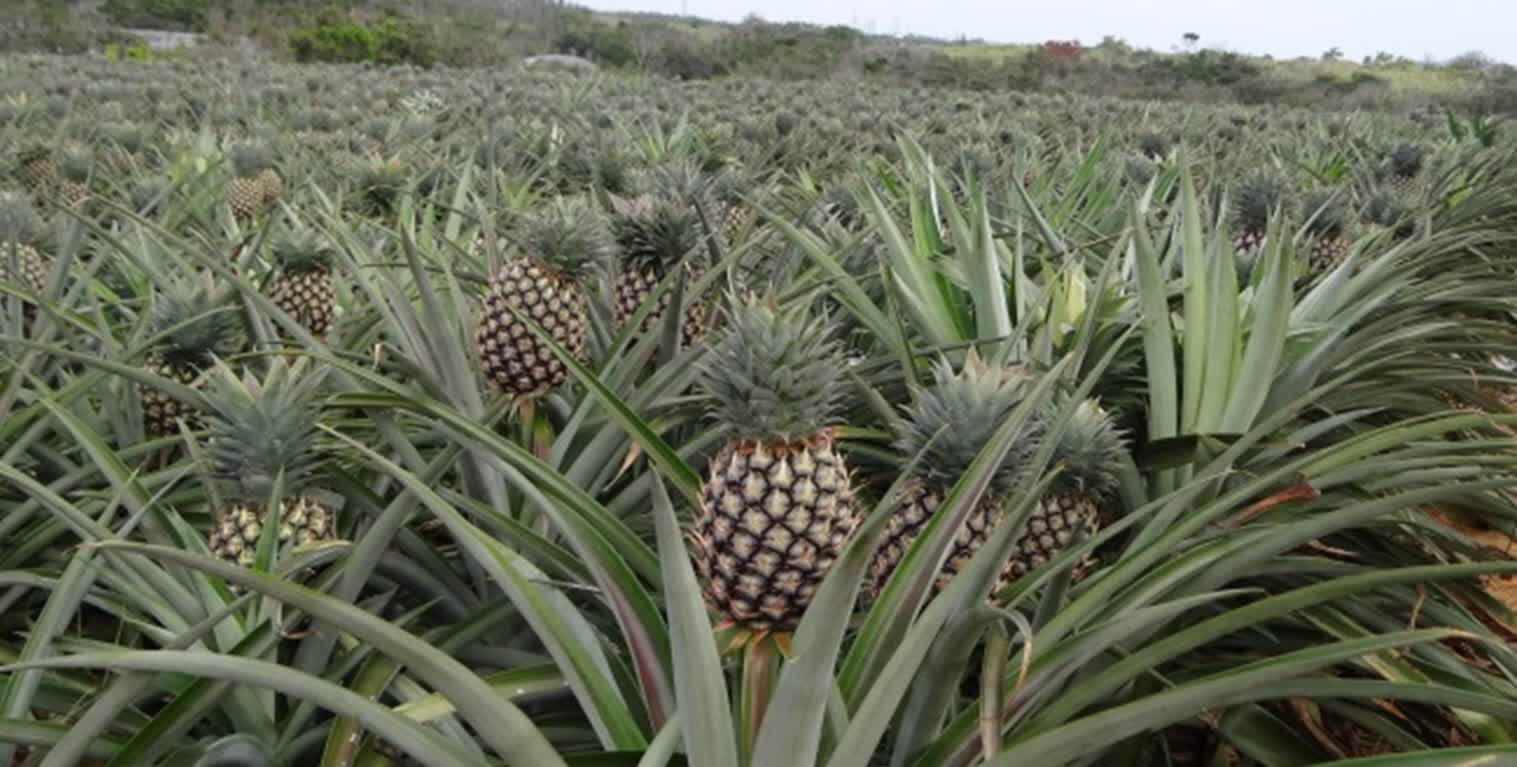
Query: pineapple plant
141,271,245,439
203,359,336,572
1230,171,1289,261
475,197,608,399
267,220,337,337
865,354,1031,600
226,142,274,221
1302,189,1353,271
55,145,93,211
607,190,715,347
692,294,857,634
1005,397,1127,581
1384,143,1427,198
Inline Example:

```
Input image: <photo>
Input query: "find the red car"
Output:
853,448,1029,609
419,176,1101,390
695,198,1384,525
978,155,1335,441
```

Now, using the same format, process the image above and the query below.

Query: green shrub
101,0,208,32
554,11,636,67
288,8,435,67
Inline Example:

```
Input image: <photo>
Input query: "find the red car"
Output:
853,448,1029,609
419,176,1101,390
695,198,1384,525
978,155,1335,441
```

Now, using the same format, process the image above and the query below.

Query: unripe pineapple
1230,171,1290,262
140,271,245,439
866,354,1032,601
475,198,608,399
1302,189,1352,272
693,295,857,634
1384,143,1426,198
607,189,714,347
55,146,93,212
226,142,274,222
202,359,336,573
16,146,56,196
267,220,337,337
1364,191,1414,241
1006,397,1127,582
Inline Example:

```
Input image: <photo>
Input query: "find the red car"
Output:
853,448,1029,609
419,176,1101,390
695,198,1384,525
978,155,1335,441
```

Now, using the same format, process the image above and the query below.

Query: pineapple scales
204,359,336,571
693,295,858,634
267,219,337,337
865,354,1032,600
476,197,608,399
607,185,715,347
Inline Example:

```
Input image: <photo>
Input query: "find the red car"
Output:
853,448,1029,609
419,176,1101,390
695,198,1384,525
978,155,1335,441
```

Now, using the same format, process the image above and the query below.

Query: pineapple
865,354,1031,601
1385,143,1426,198
475,198,608,399
258,166,285,208
692,295,857,634
1230,171,1289,261
0,192,48,299
226,142,274,222
141,272,245,439
349,154,408,221
101,123,144,174
16,145,56,196
1302,189,1352,271
1365,191,1414,241
55,146,93,212
203,359,336,572
1005,397,1127,581
607,191,714,347
267,221,337,337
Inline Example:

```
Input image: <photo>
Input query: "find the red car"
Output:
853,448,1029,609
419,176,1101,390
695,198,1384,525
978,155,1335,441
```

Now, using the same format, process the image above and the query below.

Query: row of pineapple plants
1,52,1516,767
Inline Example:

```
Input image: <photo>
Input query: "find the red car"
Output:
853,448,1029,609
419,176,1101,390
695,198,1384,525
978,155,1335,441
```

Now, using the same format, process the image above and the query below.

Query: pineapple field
3,52,1517,767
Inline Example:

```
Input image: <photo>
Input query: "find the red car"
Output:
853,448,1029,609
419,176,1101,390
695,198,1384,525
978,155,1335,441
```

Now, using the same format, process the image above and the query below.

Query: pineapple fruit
0,192,48,299
692,295,857,634
607,189,714,347
1385,143,1426,198
866,354,1031,600
1006,397,1127,582
16,145,56,197
227,142,274,222
55,145,93,211
1230,171,1289,262
476,198,608,399
203,359,335,572
267,220,337,337
141,271,245,439
1302,189,1352,272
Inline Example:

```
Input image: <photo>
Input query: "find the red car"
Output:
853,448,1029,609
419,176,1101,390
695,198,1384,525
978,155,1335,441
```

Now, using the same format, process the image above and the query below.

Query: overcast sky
578,0,1512,64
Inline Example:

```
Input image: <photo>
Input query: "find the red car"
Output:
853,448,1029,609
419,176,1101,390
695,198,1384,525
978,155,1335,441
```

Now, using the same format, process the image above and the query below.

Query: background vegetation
3,0,1515,113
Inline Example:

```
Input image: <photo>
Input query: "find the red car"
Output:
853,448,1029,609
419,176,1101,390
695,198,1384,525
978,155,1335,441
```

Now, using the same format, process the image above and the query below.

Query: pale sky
580,0,1512,64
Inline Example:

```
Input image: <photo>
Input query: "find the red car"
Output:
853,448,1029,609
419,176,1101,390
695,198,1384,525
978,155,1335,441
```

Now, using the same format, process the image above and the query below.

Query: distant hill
5,0,1515,113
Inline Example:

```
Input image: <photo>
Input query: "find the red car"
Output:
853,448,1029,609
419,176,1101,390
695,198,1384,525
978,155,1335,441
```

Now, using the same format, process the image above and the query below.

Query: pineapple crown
517,197,612,280
1365,191,1414,237
150,270,246,367
1230,171,1291,232
129,177,172,216
17,145,51,167
271,220,336,272
896,352,1032,495
350,154,409,214
699,293,847,444
0,192,44,245
203,358,329,500
1386,143,1426,178
1037,396,1127,499
608,192,701,273
1136,132,1169,160
58,145,93,183
1301,189,1350,238
228,142,274,178
102,123,144,153
1123,155,1157,186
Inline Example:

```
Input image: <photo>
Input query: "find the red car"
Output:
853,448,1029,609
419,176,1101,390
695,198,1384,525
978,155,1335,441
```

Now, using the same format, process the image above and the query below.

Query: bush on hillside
101,0,208,32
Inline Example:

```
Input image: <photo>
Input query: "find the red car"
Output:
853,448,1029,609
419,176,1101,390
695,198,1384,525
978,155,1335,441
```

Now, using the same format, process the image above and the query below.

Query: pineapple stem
979,629,1010,758
739,635,778,765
